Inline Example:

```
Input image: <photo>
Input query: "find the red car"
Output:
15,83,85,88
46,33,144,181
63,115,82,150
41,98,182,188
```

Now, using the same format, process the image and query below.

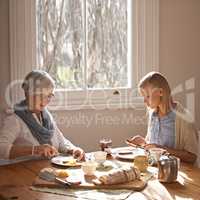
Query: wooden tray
33,168,147,191
33,177,146,191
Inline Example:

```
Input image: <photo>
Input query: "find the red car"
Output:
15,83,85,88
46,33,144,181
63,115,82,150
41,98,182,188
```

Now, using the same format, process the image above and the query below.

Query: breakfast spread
35,154,148,191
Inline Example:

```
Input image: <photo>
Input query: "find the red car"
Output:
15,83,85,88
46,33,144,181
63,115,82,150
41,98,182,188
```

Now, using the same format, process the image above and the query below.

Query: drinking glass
99,138,112,151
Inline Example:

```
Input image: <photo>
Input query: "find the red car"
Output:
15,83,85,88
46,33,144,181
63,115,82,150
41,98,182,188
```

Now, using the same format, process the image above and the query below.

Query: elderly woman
0,70,85,162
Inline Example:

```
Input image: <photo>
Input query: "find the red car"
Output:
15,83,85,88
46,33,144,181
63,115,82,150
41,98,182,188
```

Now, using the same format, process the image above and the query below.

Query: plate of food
115,148,146,161
51,156,82,167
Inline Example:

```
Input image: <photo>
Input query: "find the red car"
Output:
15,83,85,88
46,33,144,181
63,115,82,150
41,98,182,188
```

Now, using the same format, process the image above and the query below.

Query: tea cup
93,151,107,164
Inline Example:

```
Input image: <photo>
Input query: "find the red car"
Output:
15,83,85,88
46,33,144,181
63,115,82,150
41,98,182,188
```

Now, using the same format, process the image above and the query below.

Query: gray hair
22,70,55,94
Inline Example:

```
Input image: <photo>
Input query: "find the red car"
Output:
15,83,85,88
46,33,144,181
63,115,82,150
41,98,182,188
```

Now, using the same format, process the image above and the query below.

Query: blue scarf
14,100,54,145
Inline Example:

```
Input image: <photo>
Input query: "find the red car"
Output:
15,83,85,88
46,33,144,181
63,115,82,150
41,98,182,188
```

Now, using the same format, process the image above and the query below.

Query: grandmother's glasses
41,93,55,100
31,92,55,101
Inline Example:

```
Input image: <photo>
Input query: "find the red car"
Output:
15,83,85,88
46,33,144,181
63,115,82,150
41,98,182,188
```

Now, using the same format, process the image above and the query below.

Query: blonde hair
138,71,172,112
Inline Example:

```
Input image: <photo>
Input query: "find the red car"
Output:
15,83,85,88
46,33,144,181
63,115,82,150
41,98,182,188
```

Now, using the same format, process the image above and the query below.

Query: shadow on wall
195,77,200,130
170,75,200,130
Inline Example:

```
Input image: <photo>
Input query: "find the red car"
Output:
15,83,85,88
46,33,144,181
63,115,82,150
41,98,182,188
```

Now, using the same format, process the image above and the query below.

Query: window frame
8,0,159,110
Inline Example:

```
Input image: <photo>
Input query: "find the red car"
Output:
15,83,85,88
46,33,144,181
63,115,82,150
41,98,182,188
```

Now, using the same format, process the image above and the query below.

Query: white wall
52,108,147,151
0,0,200,151
159,0,200,129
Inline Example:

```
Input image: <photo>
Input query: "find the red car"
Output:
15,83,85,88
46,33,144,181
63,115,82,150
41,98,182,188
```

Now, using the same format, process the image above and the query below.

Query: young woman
0,70,85,162
127,71,198,163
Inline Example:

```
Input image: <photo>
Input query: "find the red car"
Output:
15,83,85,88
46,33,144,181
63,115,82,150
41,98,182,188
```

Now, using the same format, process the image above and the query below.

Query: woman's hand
34,144,58,158
72,147,85,161
126,135,146,147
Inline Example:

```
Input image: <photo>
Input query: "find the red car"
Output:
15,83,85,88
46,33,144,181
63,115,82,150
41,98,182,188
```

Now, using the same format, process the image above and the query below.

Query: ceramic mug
149,148,166,163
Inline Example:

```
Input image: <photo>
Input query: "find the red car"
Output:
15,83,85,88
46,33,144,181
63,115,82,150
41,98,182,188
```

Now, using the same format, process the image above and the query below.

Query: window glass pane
36,0,128,90
36,0,84,89
86,0,128,89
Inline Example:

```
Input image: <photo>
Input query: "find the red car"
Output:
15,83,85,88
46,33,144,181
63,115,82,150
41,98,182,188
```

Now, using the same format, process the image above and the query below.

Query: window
8,0,159,110
36,0,128,90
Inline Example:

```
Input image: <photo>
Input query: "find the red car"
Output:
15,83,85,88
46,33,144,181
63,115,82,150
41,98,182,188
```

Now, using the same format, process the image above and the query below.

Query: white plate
115,148,146,161
51,156,82,167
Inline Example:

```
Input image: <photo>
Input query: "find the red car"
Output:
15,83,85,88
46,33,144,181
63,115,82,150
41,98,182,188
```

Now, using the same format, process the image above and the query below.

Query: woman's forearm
9,146,33,159
165,147,197,163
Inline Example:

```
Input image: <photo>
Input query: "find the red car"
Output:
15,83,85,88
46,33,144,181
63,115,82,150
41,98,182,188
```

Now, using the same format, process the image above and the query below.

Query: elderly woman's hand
72,147,85,161
35,144,58,158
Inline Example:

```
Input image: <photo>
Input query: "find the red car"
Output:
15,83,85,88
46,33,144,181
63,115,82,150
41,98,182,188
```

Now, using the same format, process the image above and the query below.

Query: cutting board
32,168,147,191
33,177,146,191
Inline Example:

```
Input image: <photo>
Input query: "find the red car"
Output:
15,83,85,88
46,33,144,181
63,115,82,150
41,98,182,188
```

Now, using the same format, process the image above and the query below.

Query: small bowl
81,161,97,176
93,151,107,164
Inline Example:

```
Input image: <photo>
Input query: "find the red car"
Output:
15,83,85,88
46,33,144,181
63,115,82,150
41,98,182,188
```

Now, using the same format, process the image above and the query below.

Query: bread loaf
96,166,140,185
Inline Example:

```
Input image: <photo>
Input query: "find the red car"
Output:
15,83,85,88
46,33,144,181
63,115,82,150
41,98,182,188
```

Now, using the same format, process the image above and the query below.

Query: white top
0,112,75,160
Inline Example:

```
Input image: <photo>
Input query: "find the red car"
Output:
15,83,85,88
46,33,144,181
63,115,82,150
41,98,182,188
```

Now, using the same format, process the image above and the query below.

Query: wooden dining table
0,147,200,200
